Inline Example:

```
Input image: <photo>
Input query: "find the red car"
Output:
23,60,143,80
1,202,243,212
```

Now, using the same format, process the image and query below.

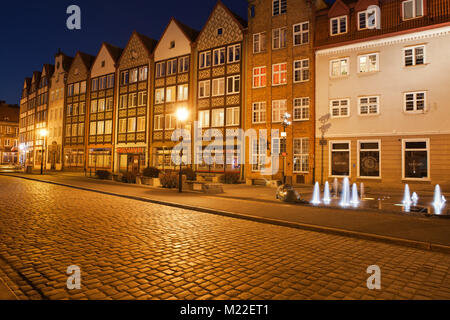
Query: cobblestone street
0,175,449,300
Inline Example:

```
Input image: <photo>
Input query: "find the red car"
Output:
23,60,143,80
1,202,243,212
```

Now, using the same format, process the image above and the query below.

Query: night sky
0,0,247,105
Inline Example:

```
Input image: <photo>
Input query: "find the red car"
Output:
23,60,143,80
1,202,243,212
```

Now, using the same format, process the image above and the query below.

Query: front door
128,155,140,175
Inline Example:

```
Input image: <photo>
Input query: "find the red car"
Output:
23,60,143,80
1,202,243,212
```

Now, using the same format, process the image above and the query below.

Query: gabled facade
246,0,324,185
64,52,95,170
19,78,31,165
24,71,41,168
88,43,123,172
151,18,198,170
194,1,247,177
115,31,157,174
0,101,20,164
314,0,450,189
47,51,72,171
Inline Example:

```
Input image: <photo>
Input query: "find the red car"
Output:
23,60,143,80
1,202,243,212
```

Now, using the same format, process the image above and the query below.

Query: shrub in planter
96,170,111,180
160,172,178,188
220,172,240,184
181,167,196,181
121,172,136,184
143,166,160,178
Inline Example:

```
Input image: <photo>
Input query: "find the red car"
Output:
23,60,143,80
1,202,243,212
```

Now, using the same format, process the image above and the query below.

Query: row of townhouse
0,101,19,164
18,0,450,189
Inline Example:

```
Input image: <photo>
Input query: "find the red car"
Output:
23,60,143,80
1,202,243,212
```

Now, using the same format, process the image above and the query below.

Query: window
167,59,177,75
330,141,350,176
90,100,97,113
119,119,127,133
213,48,225,66
170,41,175,49
293,59,310,82
272,100,287,123
403,139,429,179
212,78,225,96
272,63,287,85
330,99,350,117
404,45,425,66
137,117,146,132
293,22,309,45
358,141,380,178
253,33,266,53
252,102,266,124
217,28,223,36
80,102,85,115
272,28,287,49
73,82,80,95
253,66,267,88
165,114,176,130
358,53,379,73
226,107,240,126
166,86,176,103
154,115,163,131
97,121,104,135
138,91,147,106
404,91,426,112
177,84,188,101
293,138,309,173
155,88,165,104
227,75,240,94
178,56,189,73
198,80,210,98
359,11,370,30
128,92,137,107
104,97,113,111
66,124,72,137
251,137,267,171
211,108,225,127
98,99,105,112
72,123,78,137
120,71,129,85
199,51,211,69
402,0,424,20
156,62,166,78
228,44,241,63
119,95,127,109
293,97,309,121
105,120,112,134
107,74,115,88
330,15,347,35
359,96,379,115
198,110,210,128
67,84,74,97
139,66,148,81
128,117,136,132
99,77,106,90
79,123,84,136
330,58,349,77
80,81,86,93
130,68,138,83
273,0,287,16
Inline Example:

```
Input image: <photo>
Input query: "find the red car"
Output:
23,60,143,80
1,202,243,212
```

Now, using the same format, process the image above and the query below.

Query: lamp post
39,128,48,175
281,112,291,185
176,107,189,193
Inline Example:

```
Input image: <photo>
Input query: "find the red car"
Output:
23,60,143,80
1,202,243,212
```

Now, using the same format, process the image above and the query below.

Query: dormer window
330,16,347,35
402,0,424,20
170,41,175,49
273,0,287,16
358,8,379,30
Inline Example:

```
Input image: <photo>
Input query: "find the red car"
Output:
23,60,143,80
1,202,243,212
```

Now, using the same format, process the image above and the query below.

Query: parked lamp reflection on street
39,128,48,175
176,107,189,193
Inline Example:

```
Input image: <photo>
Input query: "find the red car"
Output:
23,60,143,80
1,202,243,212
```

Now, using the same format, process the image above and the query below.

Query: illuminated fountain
411,192,419,206
350,183,359,207
433,185,446,214
323,181,331,205
311,182,321,205
402,184,412,206
340,177,351,207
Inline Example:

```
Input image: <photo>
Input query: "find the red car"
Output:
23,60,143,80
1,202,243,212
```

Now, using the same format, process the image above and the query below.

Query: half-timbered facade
194,1,247,177
88,43,123,172
64,52,95,170
115,31,157,174
151,18,198,170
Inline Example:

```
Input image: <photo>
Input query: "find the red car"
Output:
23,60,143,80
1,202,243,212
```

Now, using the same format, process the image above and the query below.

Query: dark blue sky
0,0,247,105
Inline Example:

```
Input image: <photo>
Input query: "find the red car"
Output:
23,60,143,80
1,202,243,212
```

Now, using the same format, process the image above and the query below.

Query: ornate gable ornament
328,0,350,18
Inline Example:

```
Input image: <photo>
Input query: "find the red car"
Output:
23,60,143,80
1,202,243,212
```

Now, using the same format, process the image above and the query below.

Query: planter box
141,176,161,187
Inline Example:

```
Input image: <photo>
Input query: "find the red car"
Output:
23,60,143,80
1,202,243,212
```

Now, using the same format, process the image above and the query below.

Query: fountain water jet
411,192,419,206
433,185,446,214
311,182,321,205
340,177,351,207
323,181,331,205
402,184,412,206
350,183,359,206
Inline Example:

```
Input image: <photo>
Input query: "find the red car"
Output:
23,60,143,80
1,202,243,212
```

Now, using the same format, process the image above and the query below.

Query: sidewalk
2,172,450,252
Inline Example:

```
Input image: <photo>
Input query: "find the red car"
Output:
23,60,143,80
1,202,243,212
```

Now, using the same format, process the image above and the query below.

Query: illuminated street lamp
176,107,189,193
281,112,291,185
39,128,48,175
